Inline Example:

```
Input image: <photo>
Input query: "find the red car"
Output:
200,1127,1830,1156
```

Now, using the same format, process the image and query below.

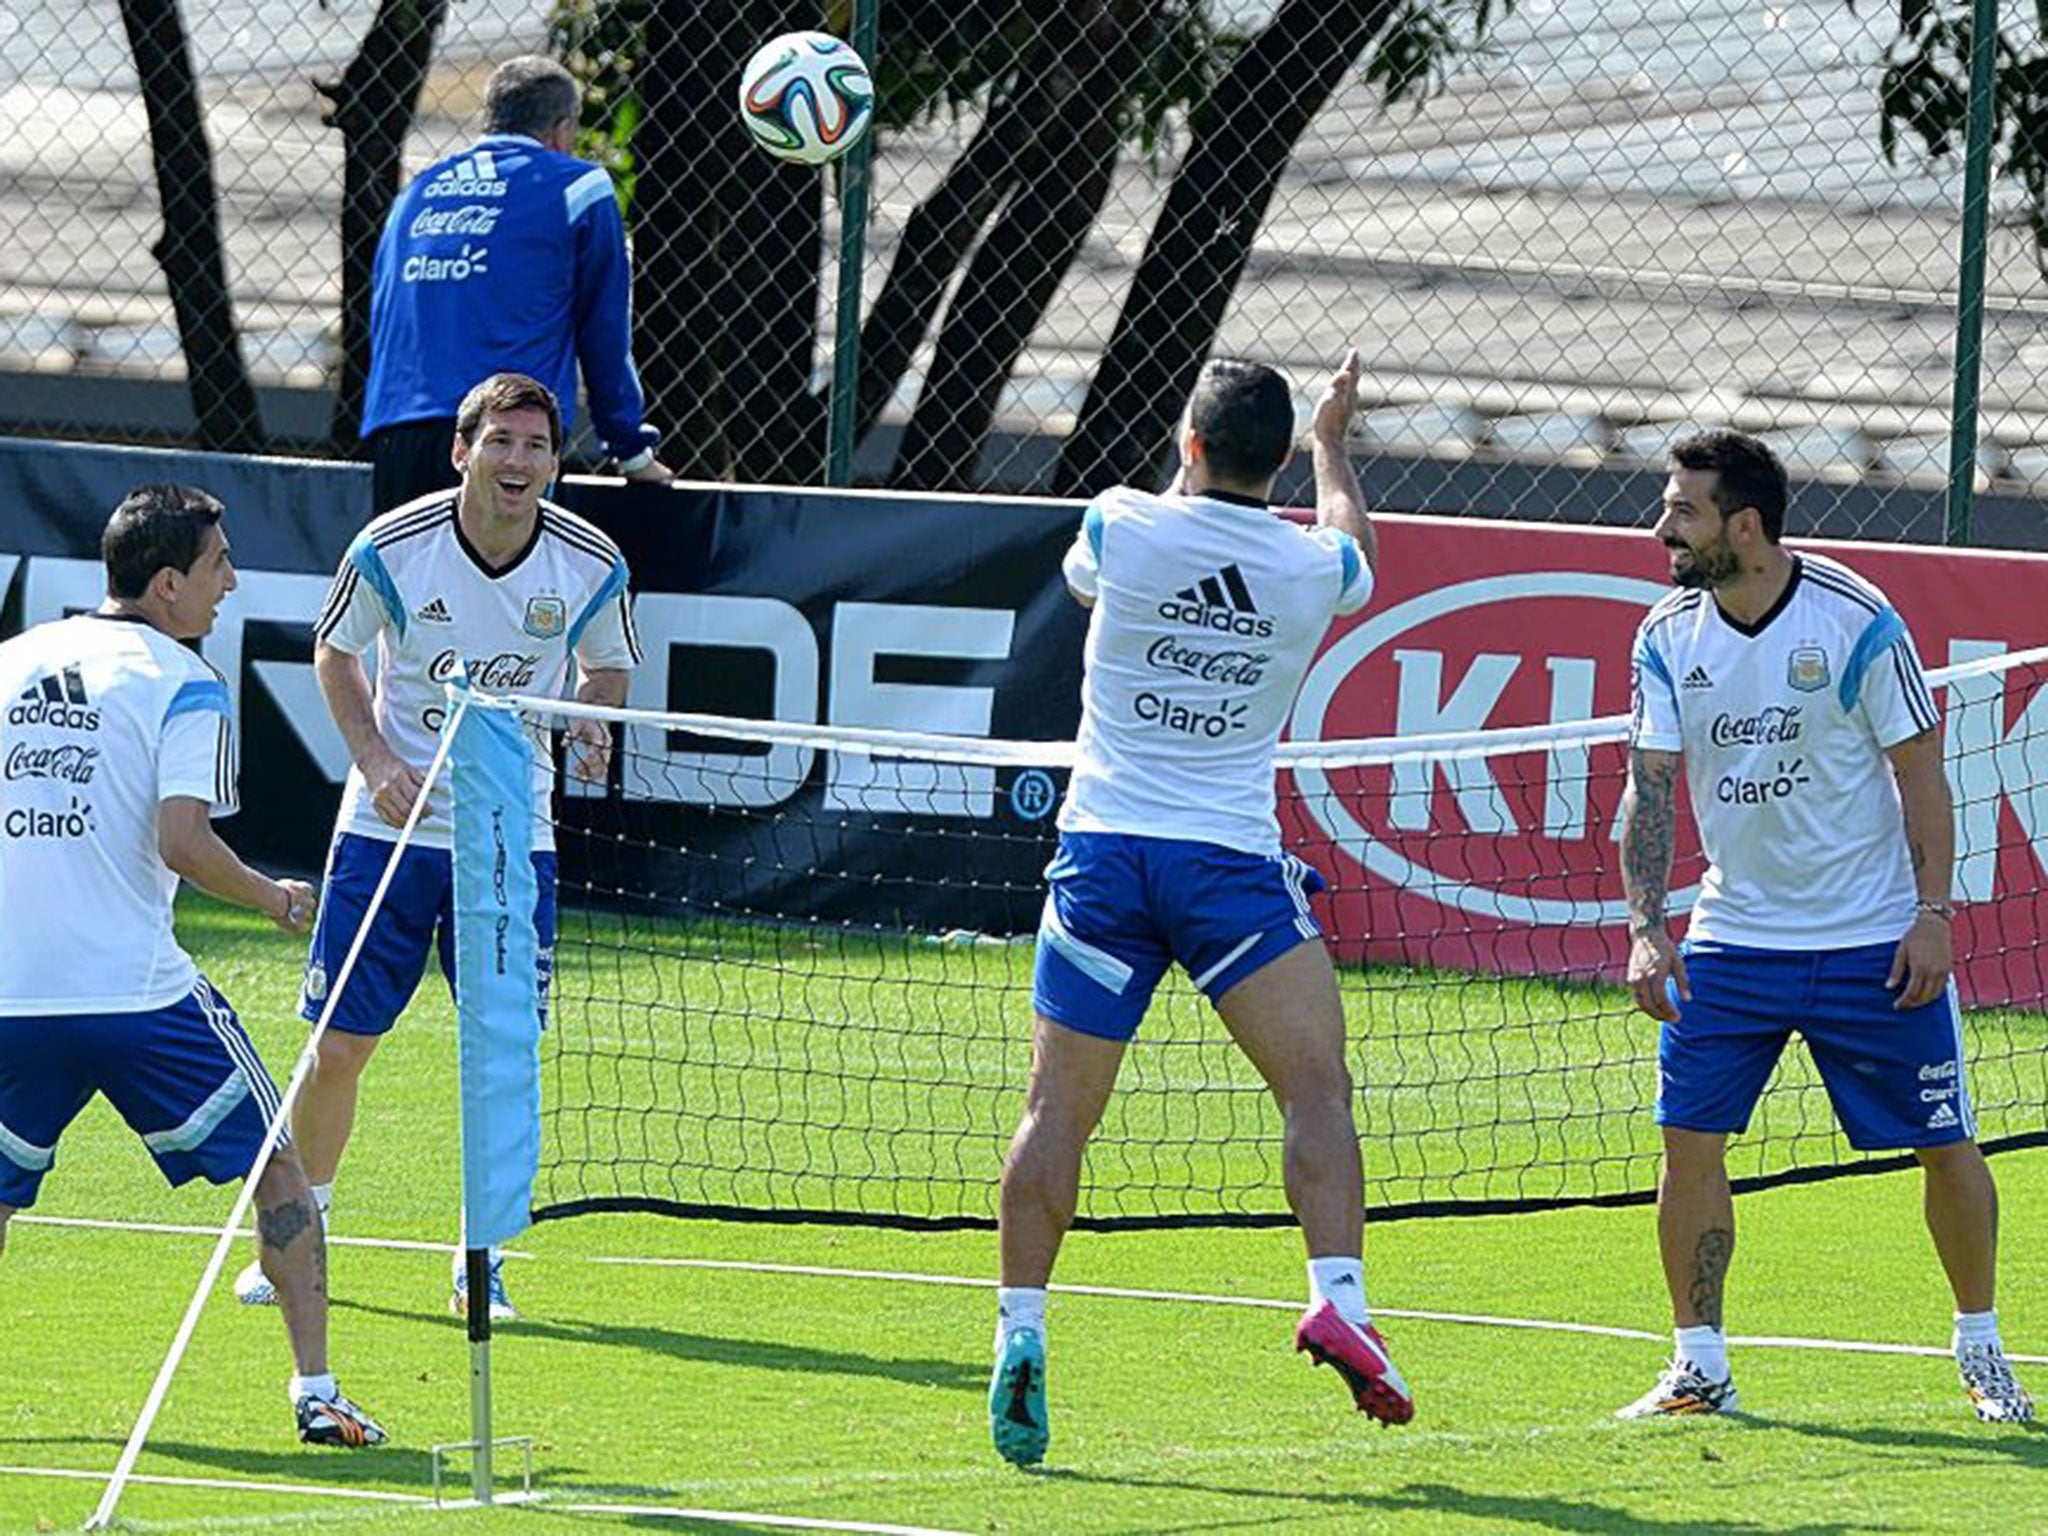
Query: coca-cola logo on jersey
429,649,541,691
1709,705,1802,748
4,741,98,784
1144,637,1270,687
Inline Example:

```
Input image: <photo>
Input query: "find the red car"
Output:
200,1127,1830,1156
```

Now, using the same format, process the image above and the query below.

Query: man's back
0,614,232,1014
1060,485,1372,857
363,135,637,452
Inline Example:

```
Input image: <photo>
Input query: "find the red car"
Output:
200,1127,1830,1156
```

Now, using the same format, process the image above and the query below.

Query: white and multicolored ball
737,31,874,166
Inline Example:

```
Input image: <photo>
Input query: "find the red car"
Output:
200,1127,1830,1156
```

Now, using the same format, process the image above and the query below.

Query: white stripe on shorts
192,979,282,1128
0,1114,55,1173
141,1070,251,1156
1039,897,1134,995
1190,932,1262,993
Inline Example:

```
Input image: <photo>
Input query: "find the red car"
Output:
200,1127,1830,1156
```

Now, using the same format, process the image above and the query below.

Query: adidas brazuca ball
738,31,874,166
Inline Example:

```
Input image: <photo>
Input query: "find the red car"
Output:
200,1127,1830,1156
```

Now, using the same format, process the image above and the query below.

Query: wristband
615,448,655,475
273,884,295,923
1915,900,1956,921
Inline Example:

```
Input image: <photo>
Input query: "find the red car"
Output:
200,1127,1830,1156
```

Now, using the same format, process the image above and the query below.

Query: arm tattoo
1688,1226,1733,1330
1622,750,1680,929
258,1198,316,1253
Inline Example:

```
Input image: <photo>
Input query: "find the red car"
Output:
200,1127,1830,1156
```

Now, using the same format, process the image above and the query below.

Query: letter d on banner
449,701,541,1251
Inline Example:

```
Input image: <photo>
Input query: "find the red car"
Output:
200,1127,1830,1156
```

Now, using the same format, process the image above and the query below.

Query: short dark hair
1669,430,1790,542
484,56,581,139
456,372,563,453
1186,358,1294,484
102,484,225,600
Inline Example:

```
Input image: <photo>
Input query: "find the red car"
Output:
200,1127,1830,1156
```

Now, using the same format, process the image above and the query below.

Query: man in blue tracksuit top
362,56,673,510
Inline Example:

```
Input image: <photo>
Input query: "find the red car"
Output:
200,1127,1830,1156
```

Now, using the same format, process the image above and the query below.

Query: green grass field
3,897,2044,1533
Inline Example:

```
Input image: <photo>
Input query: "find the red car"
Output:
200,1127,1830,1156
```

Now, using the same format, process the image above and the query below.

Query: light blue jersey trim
163,677,230,725
1082,501,1106,562
1840,606,1906,712
566,556,631,652
1635,634,1676,693
564,166,613,224
348,535,407,641
1336,534,1362,601
140,1071,251,1155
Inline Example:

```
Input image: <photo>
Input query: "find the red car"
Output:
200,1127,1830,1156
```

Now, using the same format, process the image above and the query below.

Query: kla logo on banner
1289,571,1700,926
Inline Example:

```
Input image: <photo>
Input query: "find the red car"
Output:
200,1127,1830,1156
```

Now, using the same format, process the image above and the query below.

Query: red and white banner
1282,513,2048,1002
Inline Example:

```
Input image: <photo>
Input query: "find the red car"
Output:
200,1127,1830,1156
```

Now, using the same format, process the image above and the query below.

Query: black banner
0,438,1086,921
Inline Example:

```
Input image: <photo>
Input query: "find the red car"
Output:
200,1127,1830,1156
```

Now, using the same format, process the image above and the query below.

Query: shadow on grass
1733,1409,2048,1465
0,1434,445,1491
1032,1468,1871,1535
335,1297,988,1392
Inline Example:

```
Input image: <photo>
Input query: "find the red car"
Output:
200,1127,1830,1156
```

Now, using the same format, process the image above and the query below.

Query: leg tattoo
1689,1227,1733,1330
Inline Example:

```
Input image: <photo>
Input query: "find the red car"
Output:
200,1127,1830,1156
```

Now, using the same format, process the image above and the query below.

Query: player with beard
1616,429,2030,1423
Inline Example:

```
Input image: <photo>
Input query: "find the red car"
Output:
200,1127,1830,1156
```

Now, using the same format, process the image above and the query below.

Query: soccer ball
738,32,874,166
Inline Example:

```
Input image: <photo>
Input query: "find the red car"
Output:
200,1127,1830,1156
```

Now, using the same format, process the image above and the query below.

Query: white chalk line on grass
22,1212,2047,1365
0,1464,425,1504
0,1465,970,1535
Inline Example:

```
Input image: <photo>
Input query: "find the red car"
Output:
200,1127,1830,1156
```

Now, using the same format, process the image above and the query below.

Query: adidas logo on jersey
1927,1101,1959,1130
1158,564,1274,638
1682,665,1715,691
415,597,454,624
7,666,100,730
422,151,506,200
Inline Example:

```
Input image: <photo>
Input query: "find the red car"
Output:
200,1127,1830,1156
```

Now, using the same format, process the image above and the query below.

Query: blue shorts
300,833,558,1036
0,977,283,1210
1657,942,1975,1151
1032,831,1327,1042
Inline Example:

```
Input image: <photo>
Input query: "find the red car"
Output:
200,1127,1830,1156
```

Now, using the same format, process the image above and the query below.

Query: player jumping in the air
1619,430,2031,1424
0,485,386,1447
988,351,1408,1468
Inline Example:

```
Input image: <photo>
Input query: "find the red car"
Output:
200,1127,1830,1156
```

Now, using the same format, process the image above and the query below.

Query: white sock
290,1371,338,1405
1954,1309,2001,1353
309,1183,332,1227
1675,1325,1729,1382
1307,1257,1371,1326
995,1286,1046,1351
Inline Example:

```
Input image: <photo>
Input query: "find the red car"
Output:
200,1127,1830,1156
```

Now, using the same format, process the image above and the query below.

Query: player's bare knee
312,1027,379,1082
0,1203,12,1256
253,1146,314,1212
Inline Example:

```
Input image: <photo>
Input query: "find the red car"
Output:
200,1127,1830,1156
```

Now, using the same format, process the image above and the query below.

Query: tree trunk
117,0,263,452
889,57,1126,489
318,0,450,451
854,2,1163,456
637,0,823,483
1054,0,1395,497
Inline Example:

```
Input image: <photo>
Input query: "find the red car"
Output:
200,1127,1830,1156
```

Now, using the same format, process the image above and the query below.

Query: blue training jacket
362,133,658,461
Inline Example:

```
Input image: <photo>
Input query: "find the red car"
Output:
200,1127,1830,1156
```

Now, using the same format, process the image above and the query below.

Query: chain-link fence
5,0,2046,542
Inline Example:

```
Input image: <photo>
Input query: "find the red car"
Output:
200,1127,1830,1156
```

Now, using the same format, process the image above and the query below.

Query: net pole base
429,1436,534,1509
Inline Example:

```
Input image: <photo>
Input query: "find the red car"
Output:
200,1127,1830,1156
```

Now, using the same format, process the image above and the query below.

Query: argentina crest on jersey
1786,641,1830,692
523,593,568,640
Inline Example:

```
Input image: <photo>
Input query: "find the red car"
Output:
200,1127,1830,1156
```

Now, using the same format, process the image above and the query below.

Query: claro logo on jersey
1158,564,1274,638
3,794,94,840
8,666,99,731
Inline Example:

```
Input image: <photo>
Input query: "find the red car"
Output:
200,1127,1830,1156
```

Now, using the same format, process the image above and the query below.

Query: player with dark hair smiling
0,484,385,1447
1618,429,2031,1423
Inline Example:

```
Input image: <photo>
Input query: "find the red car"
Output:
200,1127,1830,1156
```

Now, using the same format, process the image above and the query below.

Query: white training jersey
1630,552,1940,949
1058,485,1373,856
0,613,237,1015
314,492,639,851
